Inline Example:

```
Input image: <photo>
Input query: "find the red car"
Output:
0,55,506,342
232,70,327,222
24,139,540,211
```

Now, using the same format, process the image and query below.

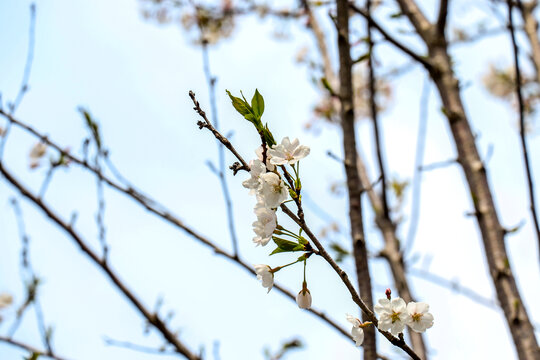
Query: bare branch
189,90,250,174
349,4,433,71
436,0,449,37
0,109,352,343
336,0,377,357
201,42,240,257
0,164,202,360
0,336,68,360
404,79,430,253
506,0,540,258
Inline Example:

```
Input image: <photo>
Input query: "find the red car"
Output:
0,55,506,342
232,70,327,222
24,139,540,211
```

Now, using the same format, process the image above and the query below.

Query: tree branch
0,336,68,360
0,163,202,360
0,109,352,343
336,0,378,357
506,0,540,259
349,4,433,71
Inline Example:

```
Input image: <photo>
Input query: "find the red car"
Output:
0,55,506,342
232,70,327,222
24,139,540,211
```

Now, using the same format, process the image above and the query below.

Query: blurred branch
201,42,240,257
335,0,377,357
8,198,54,357
408,267,497,308
104,336,174,355
0,3,36,160
404,79,430,253
349,4,433,71
394,0,539,356
0,109,352,343
0,164,202,360
9,3,36,114
436,0,449,37
506,0,540,258
0,336,68,360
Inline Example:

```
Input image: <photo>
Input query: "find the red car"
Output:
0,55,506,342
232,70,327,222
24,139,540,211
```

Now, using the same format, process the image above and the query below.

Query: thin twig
506,0,540,258
104,336,174,355
349,4,433,71
0,336,68,360
366,0,389,221
201,42,240,257
404,78,430,253
9,3,36,114
0,163,202,360
189,91,250,174
0,110,352,343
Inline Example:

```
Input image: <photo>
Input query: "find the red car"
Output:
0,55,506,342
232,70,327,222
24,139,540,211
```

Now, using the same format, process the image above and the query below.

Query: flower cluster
346,294,433,347
374,297,434,336
243,138,310,295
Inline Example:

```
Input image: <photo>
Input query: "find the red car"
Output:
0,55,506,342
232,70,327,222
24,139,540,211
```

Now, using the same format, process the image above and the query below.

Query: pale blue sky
0,0,539,359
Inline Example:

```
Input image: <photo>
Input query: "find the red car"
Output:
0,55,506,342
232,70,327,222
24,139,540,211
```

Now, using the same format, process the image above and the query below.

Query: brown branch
349,4,433,71
336,0,377,358
356,156,427,359
188,90,250,174
519,1,540,83
0,164,202,360
436,0,449,37
188,89,420,357
0,110,352,344
0,336,68,360
392,0,540,357
506,0,540,259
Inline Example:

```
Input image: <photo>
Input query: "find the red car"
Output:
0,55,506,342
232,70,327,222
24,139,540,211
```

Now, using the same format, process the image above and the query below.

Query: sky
0,0,539,359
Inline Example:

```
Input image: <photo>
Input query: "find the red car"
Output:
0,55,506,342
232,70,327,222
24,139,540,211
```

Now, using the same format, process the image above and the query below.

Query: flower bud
296,282,312,309
385,288,392,300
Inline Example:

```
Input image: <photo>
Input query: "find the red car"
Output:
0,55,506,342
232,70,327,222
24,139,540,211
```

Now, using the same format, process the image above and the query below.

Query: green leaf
390,11,403,18
24,352,41,360
270,237,305,255
251,89,265,118
226,90,253,117
298,236,308,245
297,254,308,262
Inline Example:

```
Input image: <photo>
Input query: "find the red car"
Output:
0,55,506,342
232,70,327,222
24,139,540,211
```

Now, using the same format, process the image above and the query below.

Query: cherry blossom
259,172,288,208
268,137,310,165
406,301,434,333
252,203,277,246
346,314,364,346
254,264,274,293
374,297,411,336
242,159,266,194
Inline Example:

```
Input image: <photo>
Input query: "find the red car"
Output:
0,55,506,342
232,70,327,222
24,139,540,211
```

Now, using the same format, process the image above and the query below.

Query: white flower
296,283,312,309
346,314,364,346
406,302,434,333
268,137,310,166
259,172,288,208
242,159,266,194
374,297,411,336
254,264,274,293
255,145,275,171
0,293,13,309
252,203,277,246
29,142,47,169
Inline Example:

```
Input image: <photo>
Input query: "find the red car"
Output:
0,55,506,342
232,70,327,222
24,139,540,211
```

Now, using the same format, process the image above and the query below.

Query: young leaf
251,89,265,118
226,90,255,117
270,237,305,255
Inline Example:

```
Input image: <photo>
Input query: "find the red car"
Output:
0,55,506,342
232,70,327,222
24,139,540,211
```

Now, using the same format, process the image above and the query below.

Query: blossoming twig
189,90,250,174
0,109,353,343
